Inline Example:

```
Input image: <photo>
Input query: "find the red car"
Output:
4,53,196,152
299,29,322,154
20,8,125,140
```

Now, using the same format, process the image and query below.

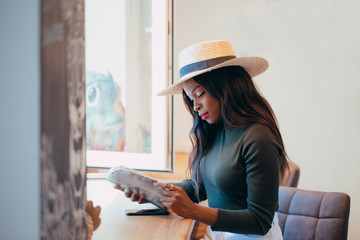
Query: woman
118,40,288,239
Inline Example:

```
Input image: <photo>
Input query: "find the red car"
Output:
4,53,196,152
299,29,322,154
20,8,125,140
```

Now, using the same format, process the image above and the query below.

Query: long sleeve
203,124,282,235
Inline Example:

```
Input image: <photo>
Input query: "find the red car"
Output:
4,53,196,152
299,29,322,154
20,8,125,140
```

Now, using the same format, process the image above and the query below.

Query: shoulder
240,124,281,157
243,124,276,143
238,124,282,167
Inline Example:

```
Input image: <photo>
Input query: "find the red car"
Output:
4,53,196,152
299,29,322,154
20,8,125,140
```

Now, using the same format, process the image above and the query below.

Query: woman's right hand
114,185,149,204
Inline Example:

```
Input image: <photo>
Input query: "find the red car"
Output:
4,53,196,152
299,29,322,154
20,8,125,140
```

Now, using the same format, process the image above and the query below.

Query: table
89,180,195,240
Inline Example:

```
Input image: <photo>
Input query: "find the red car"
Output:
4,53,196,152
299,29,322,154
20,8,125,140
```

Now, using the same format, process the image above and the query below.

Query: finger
161,196,173,202
114,185,125,191
162,201,170,209
94,218,101,230
162,190,175,196
94,206,101,216
130,189,140,202
138,193,148,204
155,182,177,191
124,188,132,198
154,181,167,188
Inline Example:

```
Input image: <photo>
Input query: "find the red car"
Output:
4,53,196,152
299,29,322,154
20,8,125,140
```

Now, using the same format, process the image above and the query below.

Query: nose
193,103,200,112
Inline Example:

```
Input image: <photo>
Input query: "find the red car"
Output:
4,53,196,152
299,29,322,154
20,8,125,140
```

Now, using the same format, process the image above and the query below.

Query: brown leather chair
280,161,300,187
278,186,351,240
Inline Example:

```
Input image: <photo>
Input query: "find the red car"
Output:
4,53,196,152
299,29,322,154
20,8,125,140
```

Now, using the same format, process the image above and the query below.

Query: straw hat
157,40,269,96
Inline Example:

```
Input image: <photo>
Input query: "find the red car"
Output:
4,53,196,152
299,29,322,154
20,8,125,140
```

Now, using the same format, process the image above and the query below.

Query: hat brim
157,56,269,96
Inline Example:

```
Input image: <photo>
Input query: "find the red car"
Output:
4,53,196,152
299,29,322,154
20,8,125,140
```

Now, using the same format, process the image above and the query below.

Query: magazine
106,165,166,210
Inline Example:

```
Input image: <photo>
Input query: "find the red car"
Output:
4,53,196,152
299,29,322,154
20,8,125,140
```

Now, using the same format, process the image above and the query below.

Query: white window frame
86,0,173,172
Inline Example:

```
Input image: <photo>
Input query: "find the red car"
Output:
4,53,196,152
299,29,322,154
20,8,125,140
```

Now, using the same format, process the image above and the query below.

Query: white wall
173,0,360,239
0,0,40,239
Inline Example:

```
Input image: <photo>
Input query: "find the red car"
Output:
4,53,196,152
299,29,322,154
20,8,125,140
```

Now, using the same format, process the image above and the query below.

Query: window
85,0,173,172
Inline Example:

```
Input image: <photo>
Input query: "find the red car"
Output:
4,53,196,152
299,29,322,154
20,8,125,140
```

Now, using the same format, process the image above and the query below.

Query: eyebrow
191,85,201,94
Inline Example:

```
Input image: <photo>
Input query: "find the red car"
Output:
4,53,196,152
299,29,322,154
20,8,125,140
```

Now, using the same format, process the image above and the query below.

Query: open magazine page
106,166,166,210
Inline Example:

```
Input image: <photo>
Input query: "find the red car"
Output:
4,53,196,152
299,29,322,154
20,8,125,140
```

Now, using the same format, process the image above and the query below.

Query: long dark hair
182,66,289,199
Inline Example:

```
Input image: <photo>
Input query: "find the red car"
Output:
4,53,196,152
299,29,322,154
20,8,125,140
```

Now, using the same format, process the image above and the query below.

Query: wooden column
40,0,87,239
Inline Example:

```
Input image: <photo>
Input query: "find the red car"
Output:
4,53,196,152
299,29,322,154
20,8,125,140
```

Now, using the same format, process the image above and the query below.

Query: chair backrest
278,187,350,240
280,161,300,187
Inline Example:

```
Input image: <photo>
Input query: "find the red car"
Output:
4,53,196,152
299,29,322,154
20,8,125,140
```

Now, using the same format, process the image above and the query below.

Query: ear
107,71,114,82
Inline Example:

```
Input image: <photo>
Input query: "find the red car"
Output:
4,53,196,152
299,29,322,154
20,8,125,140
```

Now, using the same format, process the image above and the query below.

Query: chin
206,116,220,125
206,119,215,124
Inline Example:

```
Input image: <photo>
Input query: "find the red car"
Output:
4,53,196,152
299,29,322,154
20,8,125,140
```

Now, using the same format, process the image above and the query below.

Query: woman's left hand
154,182,197,219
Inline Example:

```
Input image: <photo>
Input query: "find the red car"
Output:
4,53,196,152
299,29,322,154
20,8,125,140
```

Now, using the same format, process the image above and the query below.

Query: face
182,78,221,124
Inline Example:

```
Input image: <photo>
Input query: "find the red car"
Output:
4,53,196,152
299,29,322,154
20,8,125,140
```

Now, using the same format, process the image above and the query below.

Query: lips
200,112,209,120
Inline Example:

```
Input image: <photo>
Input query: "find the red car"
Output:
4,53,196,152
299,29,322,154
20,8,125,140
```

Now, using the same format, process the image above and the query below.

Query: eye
86,84,100,107
197,90,205,97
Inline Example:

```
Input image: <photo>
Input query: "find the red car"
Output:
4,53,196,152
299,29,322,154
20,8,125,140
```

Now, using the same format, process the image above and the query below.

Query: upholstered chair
191,162,302,240
278,186,351,240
